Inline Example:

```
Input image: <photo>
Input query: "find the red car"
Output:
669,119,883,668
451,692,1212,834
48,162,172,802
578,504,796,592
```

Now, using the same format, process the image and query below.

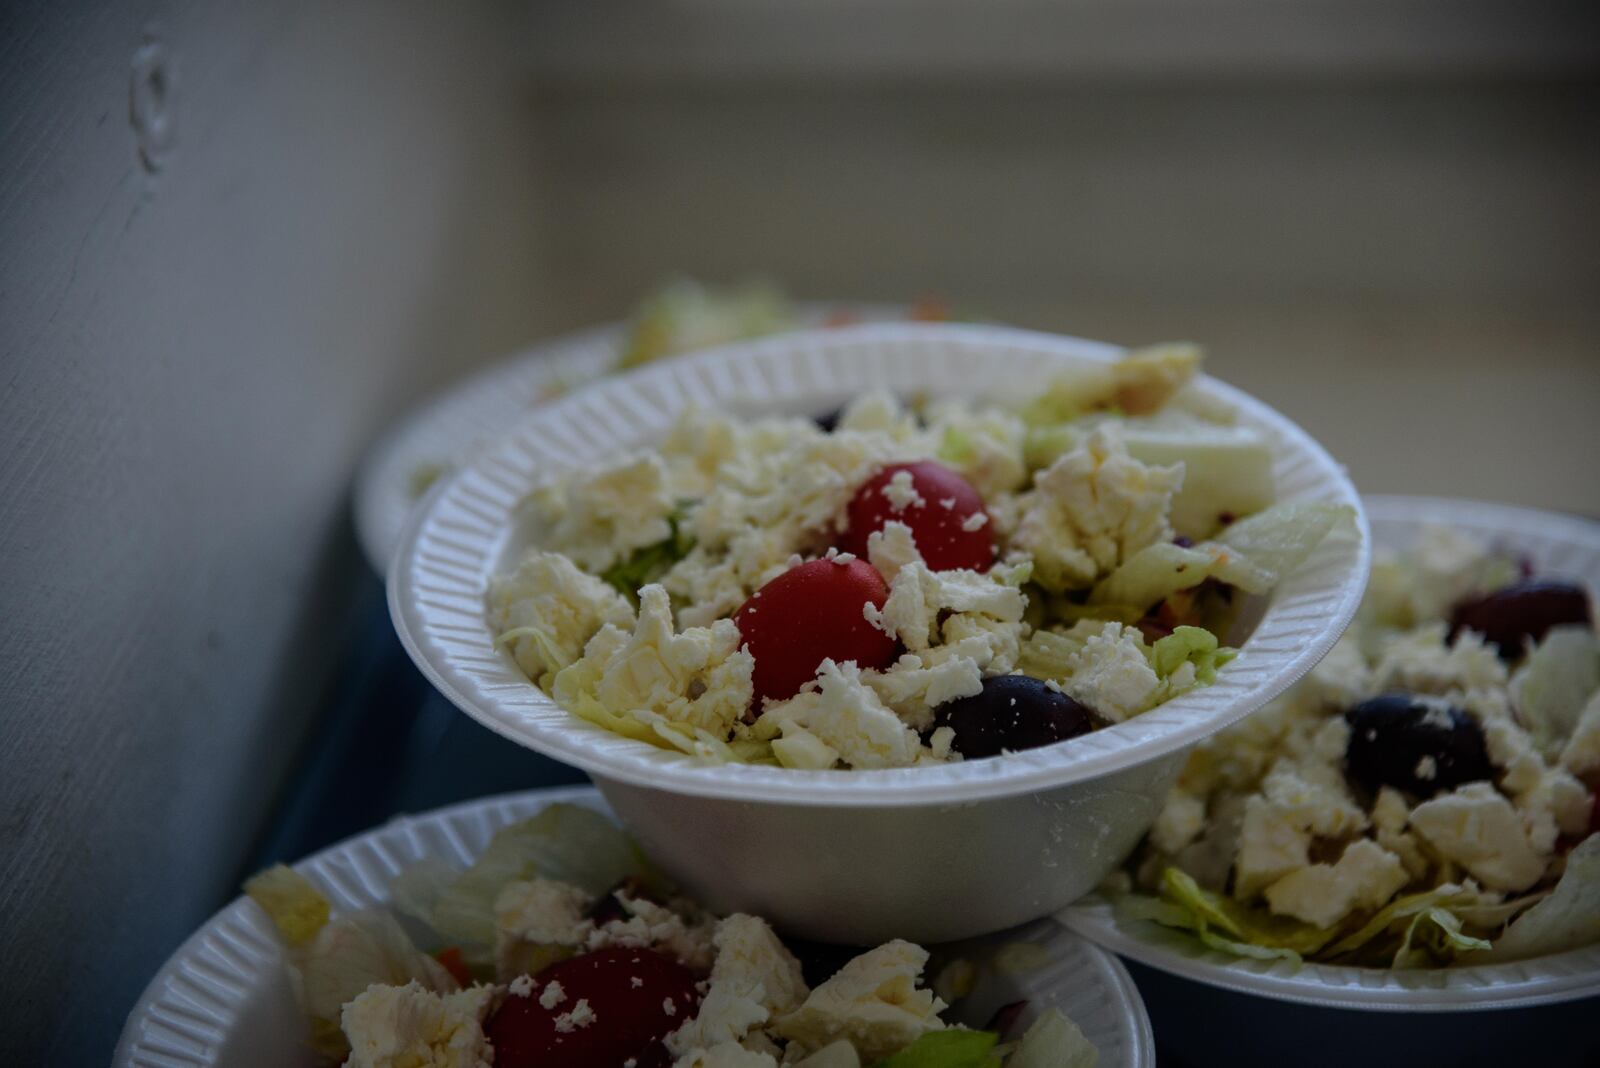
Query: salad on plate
246,803,1099,1068
1117,524,1600,966
487,344,1349,770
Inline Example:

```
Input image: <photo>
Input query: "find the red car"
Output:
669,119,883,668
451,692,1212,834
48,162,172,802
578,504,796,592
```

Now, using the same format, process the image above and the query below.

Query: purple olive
1449,580,1592,660
1344,694,1493,798
934,675,1097,759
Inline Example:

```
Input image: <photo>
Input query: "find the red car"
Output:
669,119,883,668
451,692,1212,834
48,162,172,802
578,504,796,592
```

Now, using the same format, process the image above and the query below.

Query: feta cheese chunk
528,452,676,573
1060,622,1161,723
1560,690,1600,775
555,584,755,743
494,877,591,980
672,1045,779,1068
775,940,946,1061
756,660,927,769
1012,424,1184,592
1409,783,1548,892
667,914,809,1054
489,550,637,690
1263,839,1409,927
342,982,495,1068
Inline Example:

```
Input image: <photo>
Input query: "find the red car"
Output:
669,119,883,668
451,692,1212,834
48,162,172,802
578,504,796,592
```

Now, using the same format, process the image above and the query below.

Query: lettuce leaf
1483,834,1600,961
1150,868,1338,961
1212,502,1352,589
876,1030,998,1068
1392,907,1491,968
1088,541,1272,610
1322,883,1489,961
601,507,695,599
420,805,654,949
244,865,330,946
1004,1008,1098,1068
1147,626,1236,687
1510,626,1600,758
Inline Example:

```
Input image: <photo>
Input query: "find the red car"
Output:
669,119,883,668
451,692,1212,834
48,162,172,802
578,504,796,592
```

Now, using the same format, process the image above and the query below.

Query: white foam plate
113,786,1154,1068
388,322,1369,806
355,304,910,576
1059,494,1600,1011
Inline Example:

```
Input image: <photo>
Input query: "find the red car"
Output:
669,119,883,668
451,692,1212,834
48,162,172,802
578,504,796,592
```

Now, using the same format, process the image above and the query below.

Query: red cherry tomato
485,947,700,1068
734,558,897,705
839,461,994,572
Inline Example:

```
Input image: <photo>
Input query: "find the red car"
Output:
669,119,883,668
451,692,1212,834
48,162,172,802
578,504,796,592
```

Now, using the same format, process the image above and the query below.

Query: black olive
1448,580,1592,660
1343,693,1493,798
934,675,1097,759
813,407,843,432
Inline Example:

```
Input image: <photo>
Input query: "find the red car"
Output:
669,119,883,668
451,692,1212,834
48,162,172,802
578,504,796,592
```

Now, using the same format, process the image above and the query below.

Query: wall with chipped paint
0,2,545,1059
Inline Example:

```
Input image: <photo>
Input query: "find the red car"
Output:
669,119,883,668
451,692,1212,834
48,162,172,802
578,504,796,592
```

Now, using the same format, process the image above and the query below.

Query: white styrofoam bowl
1059,496,1600,1021
354,304,910,575
388,323,1369,943
113,787,1155,1068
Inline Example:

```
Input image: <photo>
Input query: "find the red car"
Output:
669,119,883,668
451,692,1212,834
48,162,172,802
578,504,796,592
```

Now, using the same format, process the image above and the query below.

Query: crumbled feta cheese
1561,690,1600,775
1409,783,1548,892
960,511,989,532
1060,622,1161,723
507,975,535,998
1301,635,1371,710
667,913,809,1055
587,892,716,971
1263,839,1409,927
774,941,946,1061
881,469,924,512
1011,424,1183,592
864,652,984,730
1150,789,1207,855
876,561,1025,654
1415,755,1438,781
756,660,926,769
556,585,754,741
553,998,595,1032
865,521,924,583
341,982,495,1068
1371,624,1507,697
488,550,637,690
493,877,592,981
1370,787,1430,880
528,453,676,573
671,1044,779,1068
539,980,565,1009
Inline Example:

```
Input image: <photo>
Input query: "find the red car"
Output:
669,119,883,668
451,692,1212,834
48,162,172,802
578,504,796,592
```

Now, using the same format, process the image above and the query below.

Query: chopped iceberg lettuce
245,865,330,946
875,1029,998,1068
1004,1008,1098,1068
1484,834,1600,962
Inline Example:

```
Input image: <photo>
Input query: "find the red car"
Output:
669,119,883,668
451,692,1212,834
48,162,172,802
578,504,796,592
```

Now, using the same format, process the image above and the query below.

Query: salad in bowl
488,343,1350,771
1114,517,1600,968
243,803,1103,1068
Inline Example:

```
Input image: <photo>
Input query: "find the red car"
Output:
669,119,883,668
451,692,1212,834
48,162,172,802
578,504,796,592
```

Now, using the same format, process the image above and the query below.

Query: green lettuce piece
601,507,695,599
1393,907,1491,968
1147,626,1236,687
1510,626,1600,758
876,1030,998,1068
244,865,330,946
1088,541,1272,609
617,278,793,369
1016,628,1092,682
422,805,654,949
1155,868,1338,959
1484,834,1600,962
1004,1008,1098,1068
1212,502,1351,587
1321,883,1489,962
795,1041,863,1068
1023,424,1079,471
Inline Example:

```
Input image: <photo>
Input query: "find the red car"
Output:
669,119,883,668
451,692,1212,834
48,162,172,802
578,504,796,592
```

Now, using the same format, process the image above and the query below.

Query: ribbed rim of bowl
114,786,1153,1068
1058,494,1600,1011
388,323,1370,806
355,304,912,575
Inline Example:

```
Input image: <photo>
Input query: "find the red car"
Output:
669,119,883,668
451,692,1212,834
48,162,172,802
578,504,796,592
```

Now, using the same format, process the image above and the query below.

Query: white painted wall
0,2,546,1060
